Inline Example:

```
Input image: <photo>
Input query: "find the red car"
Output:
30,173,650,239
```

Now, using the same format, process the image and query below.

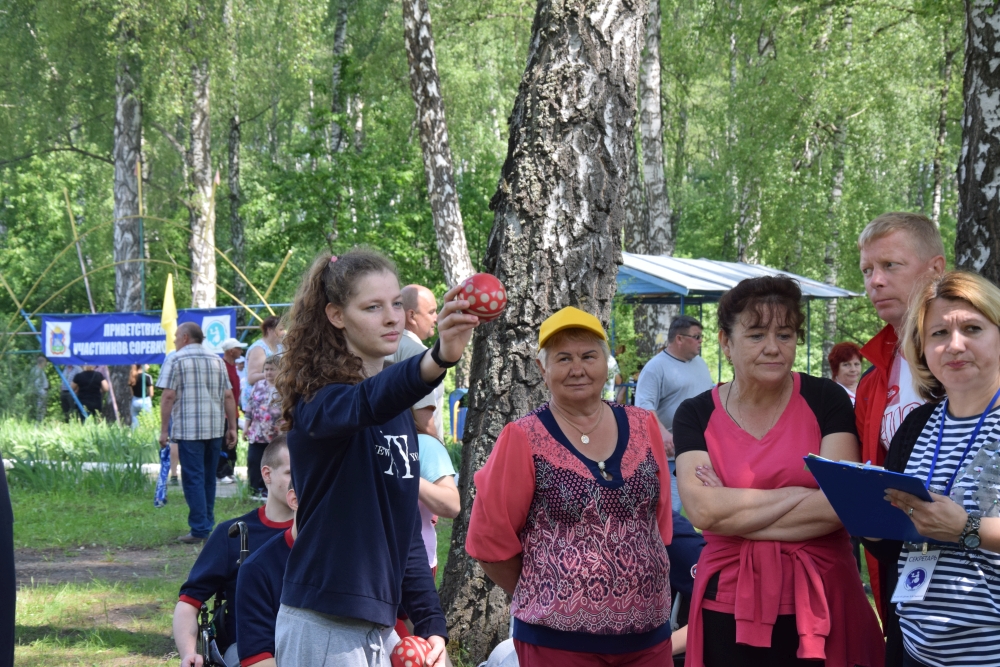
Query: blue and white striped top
898,403,1000,667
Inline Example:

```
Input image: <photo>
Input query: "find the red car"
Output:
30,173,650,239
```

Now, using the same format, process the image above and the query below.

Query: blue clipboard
804,455,933,542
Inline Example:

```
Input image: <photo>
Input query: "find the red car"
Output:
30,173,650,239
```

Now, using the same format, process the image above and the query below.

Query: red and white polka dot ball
459,273,507,322
391,635,432,667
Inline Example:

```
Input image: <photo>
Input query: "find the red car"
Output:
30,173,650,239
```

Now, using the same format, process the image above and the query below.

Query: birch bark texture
330,0,349,155
112,45,143,424
229,113,245,310
224,0,245,313
402,0,475,286
822,11,850,379
188,60,217,308
638,0,672,254
438,0,648,660
633,0,675,358
821,119,846,378
932,38,956,227
956,0,1000,281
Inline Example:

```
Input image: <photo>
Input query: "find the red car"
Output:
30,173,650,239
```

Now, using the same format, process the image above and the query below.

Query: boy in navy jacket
236,484,298,667
173,437,294,667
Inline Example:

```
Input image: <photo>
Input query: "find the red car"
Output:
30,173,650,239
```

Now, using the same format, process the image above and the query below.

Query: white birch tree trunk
188,60,217,308
229,112,244,310
330,0,349,155
639,0,672,254
438,0,648,660
932,35,956,227
822,120,846,377
623,132,646,255
822,11,850,378
224,0,244,314
955,0,1000,280
402,0,475,286
633,0,675,358
111,45,142,424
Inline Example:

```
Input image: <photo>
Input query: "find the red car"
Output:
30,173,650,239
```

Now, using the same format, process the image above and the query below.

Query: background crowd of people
7,209,1000,667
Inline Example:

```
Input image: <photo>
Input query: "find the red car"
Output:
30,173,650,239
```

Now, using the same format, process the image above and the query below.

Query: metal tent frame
615,253,863,377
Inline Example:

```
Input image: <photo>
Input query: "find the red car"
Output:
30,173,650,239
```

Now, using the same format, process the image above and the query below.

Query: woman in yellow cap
466,306,674,666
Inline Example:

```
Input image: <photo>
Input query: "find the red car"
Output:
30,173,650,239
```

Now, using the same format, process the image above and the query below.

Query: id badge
891,549,940,603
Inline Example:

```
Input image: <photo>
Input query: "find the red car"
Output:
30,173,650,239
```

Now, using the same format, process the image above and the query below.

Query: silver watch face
963,533,982,550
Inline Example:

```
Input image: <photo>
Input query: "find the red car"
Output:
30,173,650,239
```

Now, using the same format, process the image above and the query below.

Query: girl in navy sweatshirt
274,250,476,667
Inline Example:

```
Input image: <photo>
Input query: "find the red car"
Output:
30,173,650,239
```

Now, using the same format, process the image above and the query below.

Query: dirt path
15,544,200,586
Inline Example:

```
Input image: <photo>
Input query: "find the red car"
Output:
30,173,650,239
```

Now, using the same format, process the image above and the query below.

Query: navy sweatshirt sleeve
236,530,291,666
179,520,235,609
294,354,443,441
401,509,448,639
283,353,448,632
179,508,292,651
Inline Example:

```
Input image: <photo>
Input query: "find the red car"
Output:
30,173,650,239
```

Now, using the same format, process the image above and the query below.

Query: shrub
1,418,159,494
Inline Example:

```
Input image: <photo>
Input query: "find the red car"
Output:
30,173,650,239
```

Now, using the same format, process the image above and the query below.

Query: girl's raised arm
419,283,479,382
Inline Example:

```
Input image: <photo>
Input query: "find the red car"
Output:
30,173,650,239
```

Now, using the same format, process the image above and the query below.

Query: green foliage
0,352,40,419
0,414,160,495
0,0,967,369
0,417,159,461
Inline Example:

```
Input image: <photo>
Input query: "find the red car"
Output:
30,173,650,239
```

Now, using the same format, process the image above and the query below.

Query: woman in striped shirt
877,271,1000,667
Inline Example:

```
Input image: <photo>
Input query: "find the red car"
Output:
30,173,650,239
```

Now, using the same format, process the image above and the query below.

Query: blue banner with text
41,308,237,366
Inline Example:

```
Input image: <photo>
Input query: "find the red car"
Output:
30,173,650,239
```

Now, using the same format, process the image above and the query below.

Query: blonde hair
858,212,944,260
902,271,1000,402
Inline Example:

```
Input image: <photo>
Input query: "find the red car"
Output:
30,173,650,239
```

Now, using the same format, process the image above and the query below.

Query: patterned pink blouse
466,403,673,653
245,380,282,445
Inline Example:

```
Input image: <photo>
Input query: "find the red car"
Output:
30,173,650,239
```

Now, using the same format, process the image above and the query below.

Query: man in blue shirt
173,437,293,667
236,484,298,667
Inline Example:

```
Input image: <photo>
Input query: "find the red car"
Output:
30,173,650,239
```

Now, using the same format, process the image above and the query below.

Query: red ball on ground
391,635,433,667
458,273,507,322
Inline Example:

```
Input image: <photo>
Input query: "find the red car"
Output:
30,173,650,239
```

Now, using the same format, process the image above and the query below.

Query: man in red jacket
855,211,944,621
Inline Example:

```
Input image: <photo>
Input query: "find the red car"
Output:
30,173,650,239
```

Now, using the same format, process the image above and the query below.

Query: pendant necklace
550,402,612,480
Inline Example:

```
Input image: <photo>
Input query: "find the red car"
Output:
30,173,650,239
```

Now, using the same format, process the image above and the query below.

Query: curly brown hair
275,249,397,428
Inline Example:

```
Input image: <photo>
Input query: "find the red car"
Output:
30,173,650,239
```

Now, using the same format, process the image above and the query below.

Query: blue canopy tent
615,252,863,378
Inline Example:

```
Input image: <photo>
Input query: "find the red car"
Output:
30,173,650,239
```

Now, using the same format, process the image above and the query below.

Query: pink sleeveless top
674,373,884,667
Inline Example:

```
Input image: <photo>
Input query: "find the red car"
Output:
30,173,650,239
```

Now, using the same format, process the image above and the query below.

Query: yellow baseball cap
538,306,608,350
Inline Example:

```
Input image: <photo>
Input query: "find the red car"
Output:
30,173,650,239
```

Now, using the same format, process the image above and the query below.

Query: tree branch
0,145,113,168
151,120,188,162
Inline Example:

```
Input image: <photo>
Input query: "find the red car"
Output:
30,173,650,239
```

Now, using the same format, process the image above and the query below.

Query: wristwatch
960,514,982,550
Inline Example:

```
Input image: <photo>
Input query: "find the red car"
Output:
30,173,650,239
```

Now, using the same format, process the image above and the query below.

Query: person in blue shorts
173,436,294,667
413,399,460,579
236,483,298,667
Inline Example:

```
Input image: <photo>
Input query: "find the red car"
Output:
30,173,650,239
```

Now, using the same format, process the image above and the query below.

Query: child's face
326,270,404,362
264,364,276,383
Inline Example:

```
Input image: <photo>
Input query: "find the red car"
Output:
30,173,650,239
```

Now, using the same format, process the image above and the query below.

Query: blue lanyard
927,385,1000,493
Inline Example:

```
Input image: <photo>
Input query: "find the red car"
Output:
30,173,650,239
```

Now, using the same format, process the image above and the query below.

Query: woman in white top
828,341,863,405
246,315,286,387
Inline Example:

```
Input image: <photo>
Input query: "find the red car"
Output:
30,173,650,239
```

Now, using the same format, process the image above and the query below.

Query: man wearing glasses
635,315,714,511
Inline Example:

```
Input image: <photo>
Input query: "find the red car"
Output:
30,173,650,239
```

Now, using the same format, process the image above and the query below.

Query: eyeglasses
679,333,703,341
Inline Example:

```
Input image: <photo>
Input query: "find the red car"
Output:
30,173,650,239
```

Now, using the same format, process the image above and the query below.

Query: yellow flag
162,273,178,353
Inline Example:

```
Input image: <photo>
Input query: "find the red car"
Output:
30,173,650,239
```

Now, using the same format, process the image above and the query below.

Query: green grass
435,518,453,589
15,579,181,666
0,417,161,461
12,488,260,550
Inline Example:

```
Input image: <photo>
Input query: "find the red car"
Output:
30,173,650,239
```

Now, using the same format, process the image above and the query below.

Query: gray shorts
275,605,400,667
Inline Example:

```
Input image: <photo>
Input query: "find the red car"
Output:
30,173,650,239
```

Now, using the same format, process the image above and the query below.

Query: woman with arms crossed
673,276,883,667
274,250,477,667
